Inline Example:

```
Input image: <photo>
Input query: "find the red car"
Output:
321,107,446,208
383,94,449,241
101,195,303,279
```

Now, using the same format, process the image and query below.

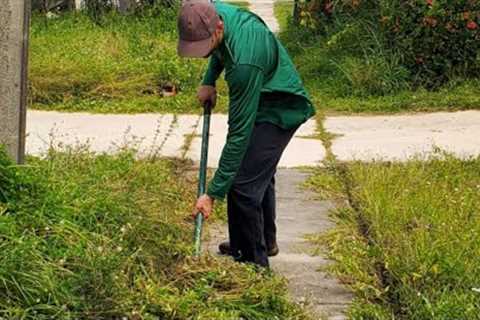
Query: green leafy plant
299,0,480,88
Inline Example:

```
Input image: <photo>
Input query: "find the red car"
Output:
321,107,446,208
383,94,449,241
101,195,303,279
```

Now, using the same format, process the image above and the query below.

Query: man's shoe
267,243,279,257
218,241,280,257
218,241,232,255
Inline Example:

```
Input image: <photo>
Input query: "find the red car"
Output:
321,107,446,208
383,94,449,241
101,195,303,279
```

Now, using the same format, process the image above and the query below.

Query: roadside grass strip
0,147,307,319
306,153,480,319
29,10,229,114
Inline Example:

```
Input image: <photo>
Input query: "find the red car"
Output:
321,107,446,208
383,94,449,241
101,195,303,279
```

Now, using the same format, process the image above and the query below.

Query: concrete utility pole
0,0,30,163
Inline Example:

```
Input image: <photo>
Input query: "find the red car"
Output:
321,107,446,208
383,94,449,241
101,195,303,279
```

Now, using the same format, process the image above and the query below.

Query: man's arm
202,53,224,86
206,64,264,200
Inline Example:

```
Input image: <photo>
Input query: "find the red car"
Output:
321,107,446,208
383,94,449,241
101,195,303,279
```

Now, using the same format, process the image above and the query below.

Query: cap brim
178,37,213,58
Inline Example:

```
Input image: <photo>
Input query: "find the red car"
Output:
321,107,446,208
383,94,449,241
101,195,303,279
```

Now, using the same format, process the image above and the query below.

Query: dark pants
227,122,298,267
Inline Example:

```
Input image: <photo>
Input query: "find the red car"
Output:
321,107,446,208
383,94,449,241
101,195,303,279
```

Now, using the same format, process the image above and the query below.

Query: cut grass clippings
307,154,480,319
0,147,307,319
275,2,480,115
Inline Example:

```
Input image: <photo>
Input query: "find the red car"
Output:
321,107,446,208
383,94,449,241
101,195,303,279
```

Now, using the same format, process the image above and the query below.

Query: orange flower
426,0,433,6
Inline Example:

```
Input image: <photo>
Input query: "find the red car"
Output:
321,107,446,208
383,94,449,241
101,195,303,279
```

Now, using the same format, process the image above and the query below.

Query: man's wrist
201,83,216,88
206,191,222,201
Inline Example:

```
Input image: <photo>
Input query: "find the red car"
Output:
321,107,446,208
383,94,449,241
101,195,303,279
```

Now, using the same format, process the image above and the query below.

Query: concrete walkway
26,110,480,164
271,170,352,319
250,0,279,33
26,110,325,167
325,110,480,161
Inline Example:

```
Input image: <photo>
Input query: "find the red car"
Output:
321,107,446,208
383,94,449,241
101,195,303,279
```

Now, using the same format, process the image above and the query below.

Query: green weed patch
29,10,231,114
308,155,480,319
0,148,305,319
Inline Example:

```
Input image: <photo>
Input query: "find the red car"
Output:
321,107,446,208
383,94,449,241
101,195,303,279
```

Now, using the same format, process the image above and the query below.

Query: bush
300,0,480,88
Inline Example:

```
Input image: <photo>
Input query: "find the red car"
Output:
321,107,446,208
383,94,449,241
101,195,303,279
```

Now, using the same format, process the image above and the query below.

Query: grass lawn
0,148,307,319
275,3,480,115
306,155,480,319
29,9,230,114
28,2,253,115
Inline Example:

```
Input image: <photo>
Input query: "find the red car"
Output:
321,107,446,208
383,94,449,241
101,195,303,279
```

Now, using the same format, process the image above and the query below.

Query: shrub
300,0,480,88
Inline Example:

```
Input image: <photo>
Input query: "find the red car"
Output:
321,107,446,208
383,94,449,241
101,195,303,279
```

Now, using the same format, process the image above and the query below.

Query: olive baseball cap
177,0,220,58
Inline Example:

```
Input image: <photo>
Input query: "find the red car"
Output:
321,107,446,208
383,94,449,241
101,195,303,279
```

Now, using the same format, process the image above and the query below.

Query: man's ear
217,19,224,32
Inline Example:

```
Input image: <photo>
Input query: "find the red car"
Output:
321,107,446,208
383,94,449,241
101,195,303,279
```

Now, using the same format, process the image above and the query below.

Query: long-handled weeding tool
193,101,212,256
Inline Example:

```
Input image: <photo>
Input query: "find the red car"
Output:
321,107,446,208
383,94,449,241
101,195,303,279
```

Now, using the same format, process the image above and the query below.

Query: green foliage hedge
301,0,480,88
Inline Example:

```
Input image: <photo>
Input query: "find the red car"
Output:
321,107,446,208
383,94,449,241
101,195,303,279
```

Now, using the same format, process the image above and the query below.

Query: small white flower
472,288,480,293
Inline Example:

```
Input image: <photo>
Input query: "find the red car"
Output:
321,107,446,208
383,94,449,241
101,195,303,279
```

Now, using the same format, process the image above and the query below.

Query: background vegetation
28,1,255,114
276,1,480,113
307,154,480,319
29,9,217,114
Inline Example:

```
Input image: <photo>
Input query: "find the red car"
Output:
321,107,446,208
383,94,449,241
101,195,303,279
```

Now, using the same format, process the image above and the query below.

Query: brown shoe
268,243,279,257
218,241,232,255
218,241,279,257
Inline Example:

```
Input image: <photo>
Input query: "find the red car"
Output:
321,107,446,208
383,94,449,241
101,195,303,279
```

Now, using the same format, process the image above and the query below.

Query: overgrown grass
0,147,307,319
307,155,480,319
275,3,480,114
29,9,230,114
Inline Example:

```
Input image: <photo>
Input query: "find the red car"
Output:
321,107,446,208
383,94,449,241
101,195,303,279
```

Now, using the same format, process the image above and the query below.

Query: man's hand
197,85,217,108
193,194,215,219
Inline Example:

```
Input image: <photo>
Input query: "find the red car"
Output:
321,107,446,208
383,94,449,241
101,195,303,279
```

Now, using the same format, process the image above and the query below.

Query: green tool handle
194,100,212,256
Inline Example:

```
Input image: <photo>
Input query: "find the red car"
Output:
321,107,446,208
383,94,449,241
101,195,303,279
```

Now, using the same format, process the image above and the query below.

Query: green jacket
204,1,316,200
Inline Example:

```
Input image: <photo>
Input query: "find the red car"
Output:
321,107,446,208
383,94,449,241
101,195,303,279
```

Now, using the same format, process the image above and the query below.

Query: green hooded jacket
204,1,316,200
